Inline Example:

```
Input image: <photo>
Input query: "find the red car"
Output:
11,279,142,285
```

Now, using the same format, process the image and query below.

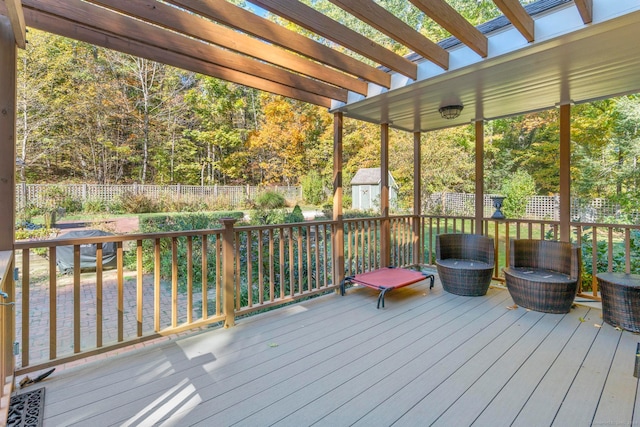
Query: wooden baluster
117,242,123,343
171,237,178,328
201,236,208,320
186,236,193,324
21,249,30,367
96,243,103,347
154,238,161,331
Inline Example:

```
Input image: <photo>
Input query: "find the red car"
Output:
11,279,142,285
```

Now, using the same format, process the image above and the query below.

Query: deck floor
28,278,640,426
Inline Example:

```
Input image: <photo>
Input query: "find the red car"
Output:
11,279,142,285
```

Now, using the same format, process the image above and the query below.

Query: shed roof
351,168,397,187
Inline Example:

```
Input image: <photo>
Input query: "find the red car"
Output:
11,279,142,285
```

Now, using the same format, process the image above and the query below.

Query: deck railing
13,214,639,373
418,215,640,299
0,251,14,420
344,217,382,276
232,221,335,317
13,219,336,373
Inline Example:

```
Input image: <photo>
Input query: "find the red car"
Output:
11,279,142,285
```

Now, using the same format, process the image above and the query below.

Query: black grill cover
54,229,117,273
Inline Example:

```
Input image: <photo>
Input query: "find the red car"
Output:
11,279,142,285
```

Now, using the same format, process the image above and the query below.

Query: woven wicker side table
596,273,640,332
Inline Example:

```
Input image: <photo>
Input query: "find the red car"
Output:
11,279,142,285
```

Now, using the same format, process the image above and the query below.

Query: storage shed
351,168,398,211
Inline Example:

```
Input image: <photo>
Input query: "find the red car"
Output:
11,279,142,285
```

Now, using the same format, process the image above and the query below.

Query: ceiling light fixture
439,105,464,120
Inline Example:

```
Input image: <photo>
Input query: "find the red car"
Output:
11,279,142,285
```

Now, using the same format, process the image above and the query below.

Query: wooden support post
475,120,484,235
220,218,237,327
413,131,422,265
0,24,16,416
0,16,16,251
380,123,391,267
559,104,571,242
333,113,344,287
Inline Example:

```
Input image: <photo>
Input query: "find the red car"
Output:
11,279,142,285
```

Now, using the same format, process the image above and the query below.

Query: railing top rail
14,228,226,249
571,221,640,229
237,220,334,232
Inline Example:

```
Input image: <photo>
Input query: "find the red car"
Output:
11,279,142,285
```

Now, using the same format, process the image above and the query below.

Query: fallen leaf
579,317,585,322
506,304,518,310
268,343,279,347
594,324,602,328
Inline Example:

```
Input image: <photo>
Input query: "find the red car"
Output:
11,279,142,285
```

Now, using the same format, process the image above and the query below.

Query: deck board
240,289,512,426
511,309,603,426
470,306,590,427
34,280,640,427
593,328,638,426
553,322,621,426
431,306,569,426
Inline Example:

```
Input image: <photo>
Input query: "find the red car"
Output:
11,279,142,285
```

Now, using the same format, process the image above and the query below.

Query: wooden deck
29,278,640,426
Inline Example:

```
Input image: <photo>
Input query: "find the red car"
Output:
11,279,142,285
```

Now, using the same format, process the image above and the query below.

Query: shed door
360,187,370,210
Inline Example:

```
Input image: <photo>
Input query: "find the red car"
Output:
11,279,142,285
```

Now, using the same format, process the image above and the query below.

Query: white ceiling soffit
330,0,640,133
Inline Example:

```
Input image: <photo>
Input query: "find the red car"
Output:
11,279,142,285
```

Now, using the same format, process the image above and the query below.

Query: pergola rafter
492,0,535,42
326,0,449,70
87,0,369,96
408,0,488,58
168,0,392,88
246,0,417,80
18,0,346,104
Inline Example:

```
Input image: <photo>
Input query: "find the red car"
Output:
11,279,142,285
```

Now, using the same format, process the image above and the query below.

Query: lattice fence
16,183,302,210
425,192,640,223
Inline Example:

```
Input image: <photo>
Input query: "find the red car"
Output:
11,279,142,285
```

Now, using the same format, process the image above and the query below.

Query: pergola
1,0,639,282
1,0,640,419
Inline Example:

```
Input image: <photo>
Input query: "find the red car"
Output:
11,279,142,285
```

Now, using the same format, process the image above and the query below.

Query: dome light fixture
439,105,464,120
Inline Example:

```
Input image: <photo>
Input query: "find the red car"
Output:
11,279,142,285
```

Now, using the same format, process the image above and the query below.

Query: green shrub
129,211,244,292
16,203,41,224
301,171,326,205
83,198,106,214
206,195,234,211
117,191,157,213
501,171,536,219
15,226,58,241
138,211,244,233
286,205,305,223
343,210,379,219
41,185,81,214
254,191,286,209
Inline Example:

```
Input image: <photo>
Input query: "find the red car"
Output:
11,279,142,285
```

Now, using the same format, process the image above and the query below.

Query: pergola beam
19,7,333,108
246,0,416,81
493,0,535,42
328,0,448,70
409,0,488,58
87,0,368,96
4,0,25,49
170,0,392,88
574,0,594,24
21,0,345,103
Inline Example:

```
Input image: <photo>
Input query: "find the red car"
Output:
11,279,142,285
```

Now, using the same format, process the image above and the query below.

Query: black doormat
7,387,45,427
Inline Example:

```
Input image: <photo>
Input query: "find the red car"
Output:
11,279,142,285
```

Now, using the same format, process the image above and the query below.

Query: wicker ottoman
597,273,640,332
